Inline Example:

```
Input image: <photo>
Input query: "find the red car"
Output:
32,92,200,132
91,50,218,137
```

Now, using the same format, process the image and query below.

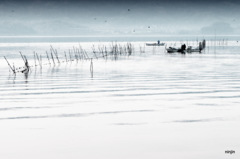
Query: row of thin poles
4,42,136,77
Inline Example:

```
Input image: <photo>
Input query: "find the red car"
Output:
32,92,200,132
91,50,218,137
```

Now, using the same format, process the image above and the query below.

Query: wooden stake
46,51,51,64
64,51,68,62
50,51,55,65
34,52,37,66
19,51,26,63
36,53,42,67
90,58,93,78
3,56,15,73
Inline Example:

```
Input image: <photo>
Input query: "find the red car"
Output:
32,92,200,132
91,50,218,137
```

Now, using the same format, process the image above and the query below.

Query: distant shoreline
0,35,239,43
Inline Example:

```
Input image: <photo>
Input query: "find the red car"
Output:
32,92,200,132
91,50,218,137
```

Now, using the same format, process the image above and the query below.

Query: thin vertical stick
13,63,15,72
34,52,37,66
73,46,76,55
64,51,68,62
4,56,15,73
46,51,51,64
79,44,87,60
82,50,86,60
50,51,55,65
90,58,93,78
50,45,60,63
73,47,78,61
36,53,42,68
69,49,72,62
84,51,89,59
77,49,81,60
40,55,42,67
105,46,108,60
19,51,26,63
55,49,60,63
24,55,29,69
92,45,98,59
214,29,216,54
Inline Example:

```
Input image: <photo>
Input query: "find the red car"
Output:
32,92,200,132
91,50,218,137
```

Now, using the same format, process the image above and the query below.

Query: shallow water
0,37,240,159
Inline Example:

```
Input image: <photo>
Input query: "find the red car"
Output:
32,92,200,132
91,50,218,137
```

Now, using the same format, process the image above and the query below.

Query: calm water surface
0,37,240,159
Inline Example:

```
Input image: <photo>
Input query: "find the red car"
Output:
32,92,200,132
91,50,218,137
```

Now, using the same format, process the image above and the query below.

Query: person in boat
202,40,206,49
180,44,186,52
183,44,186,50
199,42,203,52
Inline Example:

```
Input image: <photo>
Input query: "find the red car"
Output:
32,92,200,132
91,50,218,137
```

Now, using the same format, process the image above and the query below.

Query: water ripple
0,109,155,121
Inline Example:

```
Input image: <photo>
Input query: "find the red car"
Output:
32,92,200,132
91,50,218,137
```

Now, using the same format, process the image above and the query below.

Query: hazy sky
0,0,239,36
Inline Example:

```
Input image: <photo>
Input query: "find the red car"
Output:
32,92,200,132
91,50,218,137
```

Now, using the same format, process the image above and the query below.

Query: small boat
166,47,178,53
166,39,206,54
166,47,185,53
186,46,201,53
187,40,206,53
146,43,165,46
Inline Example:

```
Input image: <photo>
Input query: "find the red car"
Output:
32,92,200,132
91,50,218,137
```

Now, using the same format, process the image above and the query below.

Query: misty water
0,36,240,159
